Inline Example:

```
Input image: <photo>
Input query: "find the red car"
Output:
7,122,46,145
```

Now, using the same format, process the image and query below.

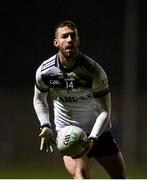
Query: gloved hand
39,126,55,152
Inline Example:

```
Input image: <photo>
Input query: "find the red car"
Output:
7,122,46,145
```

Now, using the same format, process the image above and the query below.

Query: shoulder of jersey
83,54,107,81
41,55,56,71
82,54,101,72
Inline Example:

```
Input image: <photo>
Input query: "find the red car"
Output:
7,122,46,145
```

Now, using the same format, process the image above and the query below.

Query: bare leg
63,154,89,179
95,152,127,179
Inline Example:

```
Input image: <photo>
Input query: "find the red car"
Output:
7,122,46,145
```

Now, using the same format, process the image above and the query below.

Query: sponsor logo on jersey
101,78,108,88
50,80,60,85
55,94,92,102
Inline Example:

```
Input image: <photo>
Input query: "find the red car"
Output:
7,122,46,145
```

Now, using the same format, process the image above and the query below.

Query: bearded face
54,26,80,59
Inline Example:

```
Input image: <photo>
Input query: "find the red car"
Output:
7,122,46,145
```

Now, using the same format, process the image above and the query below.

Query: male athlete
33,20,127,179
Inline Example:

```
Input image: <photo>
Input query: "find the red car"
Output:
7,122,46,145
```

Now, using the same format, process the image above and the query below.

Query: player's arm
33,66,50,127
89,91,111,139
89,66,111,140
33,66,55,152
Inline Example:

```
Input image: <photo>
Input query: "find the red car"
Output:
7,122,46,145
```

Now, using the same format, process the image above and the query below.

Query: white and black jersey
35,52,111,134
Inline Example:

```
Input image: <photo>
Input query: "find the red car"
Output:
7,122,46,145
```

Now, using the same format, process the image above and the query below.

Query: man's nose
67,35,72,41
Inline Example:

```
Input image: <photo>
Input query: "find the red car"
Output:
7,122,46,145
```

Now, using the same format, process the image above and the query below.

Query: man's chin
62,49,78,58
64,52,74,58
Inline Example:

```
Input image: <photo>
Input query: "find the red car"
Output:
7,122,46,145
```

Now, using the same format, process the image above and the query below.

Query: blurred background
0,0,146,178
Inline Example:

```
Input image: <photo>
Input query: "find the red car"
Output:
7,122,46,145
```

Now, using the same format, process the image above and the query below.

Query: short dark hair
54,20,78,37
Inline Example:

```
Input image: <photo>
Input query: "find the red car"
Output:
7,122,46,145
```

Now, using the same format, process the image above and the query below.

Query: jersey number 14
66,81,74,89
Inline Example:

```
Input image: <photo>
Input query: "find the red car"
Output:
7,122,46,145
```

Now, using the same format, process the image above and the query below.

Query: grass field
0,151,146,179
0,164,146,179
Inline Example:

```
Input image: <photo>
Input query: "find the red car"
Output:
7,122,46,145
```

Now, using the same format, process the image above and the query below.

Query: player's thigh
63,154,89,178
95,152,127,178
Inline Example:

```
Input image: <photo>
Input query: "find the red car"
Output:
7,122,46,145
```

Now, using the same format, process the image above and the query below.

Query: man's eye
61,34,76,39
63,35,68,38
71,35,76,39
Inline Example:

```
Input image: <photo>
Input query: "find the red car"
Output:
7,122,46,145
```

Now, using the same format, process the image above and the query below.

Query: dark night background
0,0,147,178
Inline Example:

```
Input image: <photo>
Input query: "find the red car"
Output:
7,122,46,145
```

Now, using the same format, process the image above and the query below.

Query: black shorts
87,131,120,158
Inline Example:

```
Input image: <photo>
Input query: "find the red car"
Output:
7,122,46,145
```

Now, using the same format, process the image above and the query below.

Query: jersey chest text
42,76,92,89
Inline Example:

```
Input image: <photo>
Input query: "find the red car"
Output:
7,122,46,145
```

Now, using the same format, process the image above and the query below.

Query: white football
56,125,88,157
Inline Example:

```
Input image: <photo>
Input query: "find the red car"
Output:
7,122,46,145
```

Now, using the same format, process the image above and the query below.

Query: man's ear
54,39,58,47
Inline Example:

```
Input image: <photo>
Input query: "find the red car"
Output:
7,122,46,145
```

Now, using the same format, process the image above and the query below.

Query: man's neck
59,52,79,69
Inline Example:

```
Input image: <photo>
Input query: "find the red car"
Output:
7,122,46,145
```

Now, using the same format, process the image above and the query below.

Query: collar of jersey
56,53,81,73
